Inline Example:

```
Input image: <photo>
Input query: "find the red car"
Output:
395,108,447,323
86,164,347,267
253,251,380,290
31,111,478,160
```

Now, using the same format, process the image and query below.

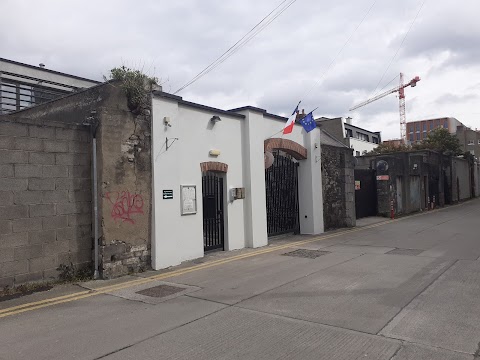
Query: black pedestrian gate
265,151,300,236
354,169,377,219
202,172,224,251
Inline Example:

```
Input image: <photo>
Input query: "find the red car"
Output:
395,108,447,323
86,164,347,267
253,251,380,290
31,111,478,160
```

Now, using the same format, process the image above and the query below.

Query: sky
2,0,479,140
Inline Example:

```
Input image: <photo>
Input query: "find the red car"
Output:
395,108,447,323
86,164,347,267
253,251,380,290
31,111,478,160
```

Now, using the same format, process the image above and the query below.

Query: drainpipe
92,135,99,279
84,112,100,279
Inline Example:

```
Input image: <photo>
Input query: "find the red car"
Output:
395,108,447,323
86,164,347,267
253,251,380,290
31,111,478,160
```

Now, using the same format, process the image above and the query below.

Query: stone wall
321,144,355,230
97,97,152,278
0,119,91,289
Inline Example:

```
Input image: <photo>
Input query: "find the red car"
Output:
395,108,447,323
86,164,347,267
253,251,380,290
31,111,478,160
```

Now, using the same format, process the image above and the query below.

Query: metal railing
0,71,79,114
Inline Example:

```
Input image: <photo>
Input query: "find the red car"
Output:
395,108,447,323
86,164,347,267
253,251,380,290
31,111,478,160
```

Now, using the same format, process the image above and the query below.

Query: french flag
283,103,300,135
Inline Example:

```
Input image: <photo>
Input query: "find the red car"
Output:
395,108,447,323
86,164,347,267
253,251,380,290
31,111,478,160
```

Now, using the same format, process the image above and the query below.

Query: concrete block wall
0,120,91,289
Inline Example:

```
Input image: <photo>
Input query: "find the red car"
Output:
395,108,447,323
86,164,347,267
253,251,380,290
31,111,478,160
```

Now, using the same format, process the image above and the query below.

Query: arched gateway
264,139,307,237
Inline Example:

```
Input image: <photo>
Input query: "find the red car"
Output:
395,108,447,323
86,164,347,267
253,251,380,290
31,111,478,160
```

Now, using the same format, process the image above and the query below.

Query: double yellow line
0,219,395,319
4,199,468,319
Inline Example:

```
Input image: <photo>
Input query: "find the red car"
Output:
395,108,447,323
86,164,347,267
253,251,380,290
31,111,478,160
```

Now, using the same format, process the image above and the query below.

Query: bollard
390,199,395,219
432,195,436,210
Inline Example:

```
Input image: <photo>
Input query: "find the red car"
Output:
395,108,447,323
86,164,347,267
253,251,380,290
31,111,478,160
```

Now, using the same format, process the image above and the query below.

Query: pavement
1,198,480,359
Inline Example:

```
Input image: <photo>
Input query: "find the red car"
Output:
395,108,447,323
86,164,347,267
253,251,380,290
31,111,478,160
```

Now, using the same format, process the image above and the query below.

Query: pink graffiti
105,191,144,224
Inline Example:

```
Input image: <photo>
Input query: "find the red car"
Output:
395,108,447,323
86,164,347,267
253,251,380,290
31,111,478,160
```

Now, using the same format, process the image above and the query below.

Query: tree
366,127,463,156
418,127,462,155
366,142,411,155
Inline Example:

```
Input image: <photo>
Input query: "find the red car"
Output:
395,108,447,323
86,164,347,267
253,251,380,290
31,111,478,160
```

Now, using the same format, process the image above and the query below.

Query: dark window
345,128,353,138
416,123,420,132
423,123,427,131
356,132,369,142
372,137,379,144
356,151,360,156
409,134,414,141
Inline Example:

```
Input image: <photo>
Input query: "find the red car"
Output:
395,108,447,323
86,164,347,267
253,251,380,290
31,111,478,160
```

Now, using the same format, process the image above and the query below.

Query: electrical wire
369,0,426,97
174,0,298,94
265,0,378,140
375,73,399,95
301,0,378,101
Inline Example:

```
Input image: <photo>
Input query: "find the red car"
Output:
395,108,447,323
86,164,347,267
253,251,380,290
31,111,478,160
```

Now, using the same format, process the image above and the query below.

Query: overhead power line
369,0,427,97
174,0,298,94
301,0,378,102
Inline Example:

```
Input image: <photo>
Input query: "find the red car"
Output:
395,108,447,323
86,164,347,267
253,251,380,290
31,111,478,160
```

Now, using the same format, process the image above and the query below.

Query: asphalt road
1,199,479,360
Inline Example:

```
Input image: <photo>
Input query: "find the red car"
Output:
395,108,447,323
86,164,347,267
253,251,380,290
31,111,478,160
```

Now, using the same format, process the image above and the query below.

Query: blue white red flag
283,103,300,135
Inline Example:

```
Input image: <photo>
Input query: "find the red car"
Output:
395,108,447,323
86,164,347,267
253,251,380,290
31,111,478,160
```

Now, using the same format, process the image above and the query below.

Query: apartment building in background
407,117,479,158
456,125,480,159
406,117,463,143
316,116,381,156
0,57,99,114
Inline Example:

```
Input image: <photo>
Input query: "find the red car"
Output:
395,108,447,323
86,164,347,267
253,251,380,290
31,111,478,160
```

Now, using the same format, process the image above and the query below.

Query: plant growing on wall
105,66,158,113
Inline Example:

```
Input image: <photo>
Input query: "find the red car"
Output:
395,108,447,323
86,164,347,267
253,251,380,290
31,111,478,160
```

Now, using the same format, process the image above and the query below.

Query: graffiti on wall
105,191,144,224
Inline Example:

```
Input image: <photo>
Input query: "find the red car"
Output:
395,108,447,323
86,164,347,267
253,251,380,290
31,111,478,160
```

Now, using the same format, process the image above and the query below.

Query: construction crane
349,73,421,141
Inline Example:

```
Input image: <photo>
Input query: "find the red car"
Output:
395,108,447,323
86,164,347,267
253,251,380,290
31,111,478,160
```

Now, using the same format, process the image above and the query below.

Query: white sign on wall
180,185,197,215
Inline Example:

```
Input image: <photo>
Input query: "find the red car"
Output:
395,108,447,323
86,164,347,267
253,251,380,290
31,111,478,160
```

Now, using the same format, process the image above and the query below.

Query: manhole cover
283,249,330,259
386,248,423,256
136,285,184,298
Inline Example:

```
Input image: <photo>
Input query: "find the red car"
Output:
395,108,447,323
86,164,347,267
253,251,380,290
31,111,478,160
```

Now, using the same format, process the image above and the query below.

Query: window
468,140,475,145
443,120,448,129
356,132,369,142
409,126,414,134
428,122,433,130
356,151,360,156
345,129,353,138
372,137,379,144
423,123,427,131
416,123,420,132
409,134,414,142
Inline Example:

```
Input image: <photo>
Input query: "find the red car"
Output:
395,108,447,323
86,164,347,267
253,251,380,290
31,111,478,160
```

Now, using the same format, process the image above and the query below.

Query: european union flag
299,112,316,133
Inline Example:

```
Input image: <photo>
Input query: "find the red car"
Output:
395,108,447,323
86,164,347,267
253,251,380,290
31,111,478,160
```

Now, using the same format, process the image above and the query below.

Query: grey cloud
0,0,478,139
434,93,480,105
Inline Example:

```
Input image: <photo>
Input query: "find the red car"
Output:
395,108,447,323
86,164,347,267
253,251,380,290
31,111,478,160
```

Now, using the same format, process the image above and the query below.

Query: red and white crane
349,73,421,141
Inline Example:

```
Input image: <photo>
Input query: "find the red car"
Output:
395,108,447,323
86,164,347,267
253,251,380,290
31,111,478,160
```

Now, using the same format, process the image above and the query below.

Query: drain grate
283,249,330,259
386,248,423,256
136,285,184,298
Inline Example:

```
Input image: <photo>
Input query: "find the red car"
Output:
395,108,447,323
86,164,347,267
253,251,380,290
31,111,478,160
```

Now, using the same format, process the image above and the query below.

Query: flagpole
264,100,301,140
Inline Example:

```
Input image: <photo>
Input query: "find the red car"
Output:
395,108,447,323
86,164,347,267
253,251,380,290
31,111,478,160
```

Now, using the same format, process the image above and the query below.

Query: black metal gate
354,169,377,219
202,172,224,251
265,151,299,236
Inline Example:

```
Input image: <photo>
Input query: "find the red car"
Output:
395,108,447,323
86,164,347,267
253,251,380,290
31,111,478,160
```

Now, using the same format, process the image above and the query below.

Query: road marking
0,202,470,319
